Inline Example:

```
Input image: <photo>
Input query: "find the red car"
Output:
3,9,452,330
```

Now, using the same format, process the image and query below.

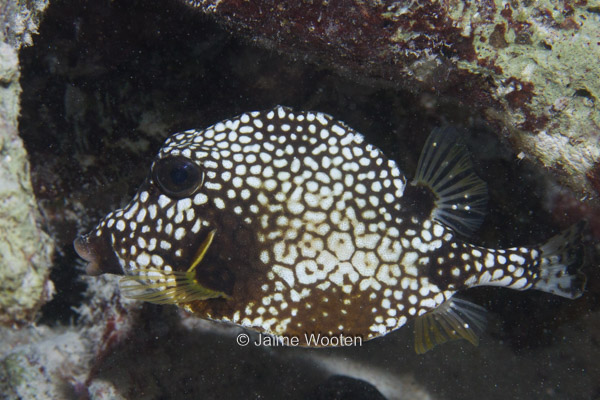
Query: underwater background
1,0,599,398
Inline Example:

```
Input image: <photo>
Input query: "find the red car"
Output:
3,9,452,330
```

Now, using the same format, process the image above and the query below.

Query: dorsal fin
412,127,488,237
414,298,487,354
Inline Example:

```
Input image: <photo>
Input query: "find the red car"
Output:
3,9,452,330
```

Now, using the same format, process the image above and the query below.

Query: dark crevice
38,246,87,325
574,88,595,101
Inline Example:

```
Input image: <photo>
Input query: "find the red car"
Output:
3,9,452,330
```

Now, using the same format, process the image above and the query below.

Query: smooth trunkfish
74,106,586,353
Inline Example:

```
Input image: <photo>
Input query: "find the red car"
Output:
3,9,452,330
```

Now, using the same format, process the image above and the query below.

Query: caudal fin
533,222,586,299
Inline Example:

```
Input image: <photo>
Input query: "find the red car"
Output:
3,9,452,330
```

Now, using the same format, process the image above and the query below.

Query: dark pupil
153,156,202,198
170,165,190,186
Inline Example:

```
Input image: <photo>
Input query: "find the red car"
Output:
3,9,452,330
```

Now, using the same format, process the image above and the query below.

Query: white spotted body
75,106,586,352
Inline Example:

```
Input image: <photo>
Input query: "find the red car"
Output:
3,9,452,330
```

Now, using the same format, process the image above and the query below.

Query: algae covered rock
0,0,54,324
184,0,600,202
0,327,90,399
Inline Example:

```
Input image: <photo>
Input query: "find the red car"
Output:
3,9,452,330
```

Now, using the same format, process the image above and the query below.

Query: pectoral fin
119,230,228,304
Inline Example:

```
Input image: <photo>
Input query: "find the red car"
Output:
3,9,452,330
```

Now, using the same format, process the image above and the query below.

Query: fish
74,106,586,353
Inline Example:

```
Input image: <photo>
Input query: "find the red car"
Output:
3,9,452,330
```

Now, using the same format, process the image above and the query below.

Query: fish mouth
74,233,124,276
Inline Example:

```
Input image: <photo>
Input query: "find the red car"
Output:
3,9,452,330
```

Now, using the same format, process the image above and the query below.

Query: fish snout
74,232,124,276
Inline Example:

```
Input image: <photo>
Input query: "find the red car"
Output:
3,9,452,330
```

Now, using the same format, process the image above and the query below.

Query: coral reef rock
184,0,600,203
0,0,54,324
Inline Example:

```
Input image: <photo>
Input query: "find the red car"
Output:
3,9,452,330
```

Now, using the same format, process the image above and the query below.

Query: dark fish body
75,106,585,352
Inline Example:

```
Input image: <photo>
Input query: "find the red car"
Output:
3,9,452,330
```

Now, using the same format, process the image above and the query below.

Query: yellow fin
188,229,216,274
414,298,486,354
119,230,228,304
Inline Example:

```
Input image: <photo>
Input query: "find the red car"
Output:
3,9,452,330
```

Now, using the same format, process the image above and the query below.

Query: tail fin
533,222,586,299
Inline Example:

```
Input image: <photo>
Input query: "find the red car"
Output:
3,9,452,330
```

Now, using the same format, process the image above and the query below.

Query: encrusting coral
184,0,600,203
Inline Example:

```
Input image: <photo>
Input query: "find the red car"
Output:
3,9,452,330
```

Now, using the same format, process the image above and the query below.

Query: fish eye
152,156,204,198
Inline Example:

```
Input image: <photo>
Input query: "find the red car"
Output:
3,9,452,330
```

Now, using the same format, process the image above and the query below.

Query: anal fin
414,298,487,354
